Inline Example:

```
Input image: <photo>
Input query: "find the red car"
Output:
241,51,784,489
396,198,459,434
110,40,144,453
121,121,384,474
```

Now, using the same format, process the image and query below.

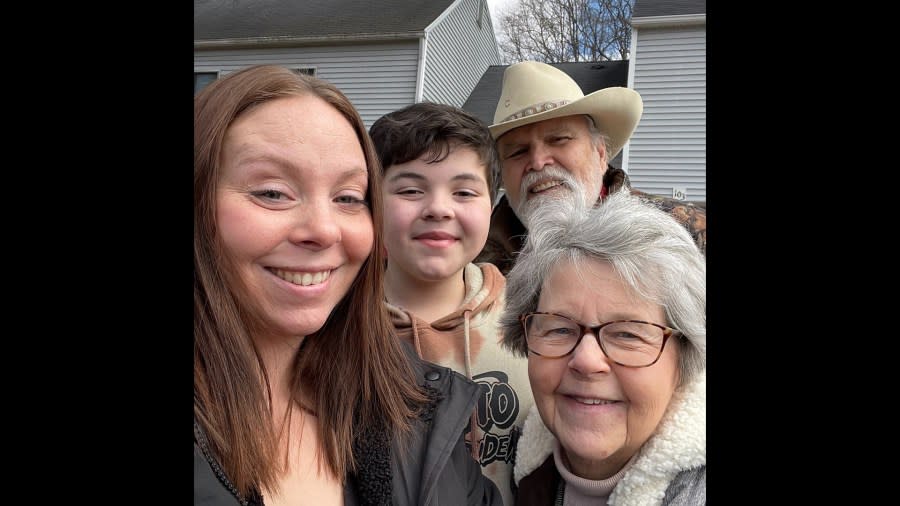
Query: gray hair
500,188,706,386
584,115,611,158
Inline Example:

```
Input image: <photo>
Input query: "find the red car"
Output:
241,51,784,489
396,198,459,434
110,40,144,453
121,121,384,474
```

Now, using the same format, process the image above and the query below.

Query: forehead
221,95,368,179
384,144,489,181
540,259,643,306
225,94,352,153
542,258,617,295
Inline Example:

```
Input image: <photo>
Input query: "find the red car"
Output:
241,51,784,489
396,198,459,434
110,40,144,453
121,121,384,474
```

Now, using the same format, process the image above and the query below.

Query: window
194,72,218,96
194,67,314,96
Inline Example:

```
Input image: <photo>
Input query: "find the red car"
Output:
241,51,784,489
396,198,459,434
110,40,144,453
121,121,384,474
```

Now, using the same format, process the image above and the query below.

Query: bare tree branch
496,0,633,64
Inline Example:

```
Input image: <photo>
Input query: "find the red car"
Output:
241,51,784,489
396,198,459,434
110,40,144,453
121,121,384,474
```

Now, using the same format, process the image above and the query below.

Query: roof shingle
195,0,455,41
632,0,706,18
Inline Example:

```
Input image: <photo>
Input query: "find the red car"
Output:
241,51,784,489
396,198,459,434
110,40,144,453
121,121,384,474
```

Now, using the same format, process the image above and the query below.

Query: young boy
370,102,532,505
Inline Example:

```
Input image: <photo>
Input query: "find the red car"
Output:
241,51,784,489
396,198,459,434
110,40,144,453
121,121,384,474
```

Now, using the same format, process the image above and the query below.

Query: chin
272,311,332,338
566,442,616,462
418,269,456,282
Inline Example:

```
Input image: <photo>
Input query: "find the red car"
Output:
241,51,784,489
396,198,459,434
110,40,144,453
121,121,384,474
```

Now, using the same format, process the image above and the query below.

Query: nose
288,199,341,250
526,143,554,173
421,193,454,220
568,330,612,374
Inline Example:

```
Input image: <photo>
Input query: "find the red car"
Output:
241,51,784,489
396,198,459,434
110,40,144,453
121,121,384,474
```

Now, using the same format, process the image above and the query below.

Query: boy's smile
414,230,460,248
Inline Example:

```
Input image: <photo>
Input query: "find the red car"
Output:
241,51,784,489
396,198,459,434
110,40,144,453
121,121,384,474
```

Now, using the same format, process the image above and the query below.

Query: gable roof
462,61,629,127
195,0,455,43
633,0,706,18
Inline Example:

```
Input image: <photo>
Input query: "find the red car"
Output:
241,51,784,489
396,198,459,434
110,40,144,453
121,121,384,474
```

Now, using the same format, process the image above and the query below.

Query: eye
607,331,642,340
251,189,287,201
396,188,424,196
454,189,479,198
550,135,572,144
504,148,526,160
334,194,369,207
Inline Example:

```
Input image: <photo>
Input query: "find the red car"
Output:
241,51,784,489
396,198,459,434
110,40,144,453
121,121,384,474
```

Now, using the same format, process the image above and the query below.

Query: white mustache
517,166,579,204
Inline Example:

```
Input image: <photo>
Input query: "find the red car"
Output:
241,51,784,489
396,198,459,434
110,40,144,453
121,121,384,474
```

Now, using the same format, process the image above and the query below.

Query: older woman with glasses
500,188,706,505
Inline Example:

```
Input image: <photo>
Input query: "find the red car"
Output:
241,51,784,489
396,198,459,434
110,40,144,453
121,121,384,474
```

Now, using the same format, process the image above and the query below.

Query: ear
594,138,608,166
594,139,611,200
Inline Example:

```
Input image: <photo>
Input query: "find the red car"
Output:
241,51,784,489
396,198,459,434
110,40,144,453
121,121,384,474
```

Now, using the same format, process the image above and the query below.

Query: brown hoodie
386,262,533,506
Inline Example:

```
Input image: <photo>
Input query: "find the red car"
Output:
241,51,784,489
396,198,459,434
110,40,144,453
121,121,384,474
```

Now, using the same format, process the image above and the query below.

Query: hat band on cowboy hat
489,61,643,160
500,99,572,123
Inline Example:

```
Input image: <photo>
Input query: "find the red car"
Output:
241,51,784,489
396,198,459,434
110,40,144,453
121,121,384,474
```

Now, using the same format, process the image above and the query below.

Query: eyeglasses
520,312,678,367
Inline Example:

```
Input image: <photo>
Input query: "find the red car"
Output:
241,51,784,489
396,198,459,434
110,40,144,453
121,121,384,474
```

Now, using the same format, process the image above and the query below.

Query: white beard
513,166,600,229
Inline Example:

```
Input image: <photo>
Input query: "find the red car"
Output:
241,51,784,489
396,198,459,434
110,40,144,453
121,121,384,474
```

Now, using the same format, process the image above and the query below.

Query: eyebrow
499,126,578,149
387,171,427,183
234,152,289,168
334,167,369,182
387,171,486,184
546,310,645,324
497,140,521,153
544,127,575,137
238,154,367,182
451,173,487,183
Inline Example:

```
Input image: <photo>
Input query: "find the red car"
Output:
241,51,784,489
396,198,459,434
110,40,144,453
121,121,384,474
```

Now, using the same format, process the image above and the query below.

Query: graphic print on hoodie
386,262,533,506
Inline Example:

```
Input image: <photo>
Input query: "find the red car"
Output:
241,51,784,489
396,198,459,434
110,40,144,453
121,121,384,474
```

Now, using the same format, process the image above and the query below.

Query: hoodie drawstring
463,309,473,379
410,313,424,358
463,309,481,461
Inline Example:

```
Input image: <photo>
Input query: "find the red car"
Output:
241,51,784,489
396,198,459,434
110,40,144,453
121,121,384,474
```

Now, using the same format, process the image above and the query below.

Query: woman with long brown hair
193,64,500,506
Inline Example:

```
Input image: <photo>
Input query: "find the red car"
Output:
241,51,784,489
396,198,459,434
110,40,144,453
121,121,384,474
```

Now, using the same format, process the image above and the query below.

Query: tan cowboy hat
490,61,643,159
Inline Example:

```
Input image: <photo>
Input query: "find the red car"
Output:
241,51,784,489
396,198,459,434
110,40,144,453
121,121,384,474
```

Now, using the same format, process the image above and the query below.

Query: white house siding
194,42,420,128
422,0,501,107
627,25,706,203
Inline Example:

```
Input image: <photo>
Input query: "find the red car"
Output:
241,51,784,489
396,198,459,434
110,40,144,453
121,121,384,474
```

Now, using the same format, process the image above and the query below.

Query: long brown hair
194,64,426,498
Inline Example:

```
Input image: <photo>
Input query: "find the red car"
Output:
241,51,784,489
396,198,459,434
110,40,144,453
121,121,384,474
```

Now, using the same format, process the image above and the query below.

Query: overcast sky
486,0,516,28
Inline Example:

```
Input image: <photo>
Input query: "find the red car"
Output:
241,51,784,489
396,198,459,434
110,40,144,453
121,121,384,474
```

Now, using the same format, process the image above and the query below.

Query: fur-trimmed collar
514,370,706,505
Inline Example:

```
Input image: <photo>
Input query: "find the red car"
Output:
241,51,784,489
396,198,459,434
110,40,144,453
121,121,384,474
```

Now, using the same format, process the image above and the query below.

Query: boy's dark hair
369,102,500,202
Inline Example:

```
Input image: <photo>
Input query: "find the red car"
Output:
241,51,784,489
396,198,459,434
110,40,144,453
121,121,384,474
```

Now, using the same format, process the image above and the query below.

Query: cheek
569,158,594,185
382,200,417,239
566,146,598,180
342,214,375,263
462,202,493,241
216,196,274,261
627,382,675,439
528,358,568,436
621,360,679,426
501,164,521,193
528,358,561,405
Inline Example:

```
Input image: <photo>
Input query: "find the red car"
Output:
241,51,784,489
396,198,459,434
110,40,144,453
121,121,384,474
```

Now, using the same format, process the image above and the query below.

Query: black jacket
194,351,502,506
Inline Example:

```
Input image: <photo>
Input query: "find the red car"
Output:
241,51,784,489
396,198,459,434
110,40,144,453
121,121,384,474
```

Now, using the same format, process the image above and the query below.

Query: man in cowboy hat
475,61,706,274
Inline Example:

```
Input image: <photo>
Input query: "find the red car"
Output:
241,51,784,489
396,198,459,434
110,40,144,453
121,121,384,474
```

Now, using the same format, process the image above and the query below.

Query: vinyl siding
422,0,501,106
194,42,420,128
628,25,706,202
